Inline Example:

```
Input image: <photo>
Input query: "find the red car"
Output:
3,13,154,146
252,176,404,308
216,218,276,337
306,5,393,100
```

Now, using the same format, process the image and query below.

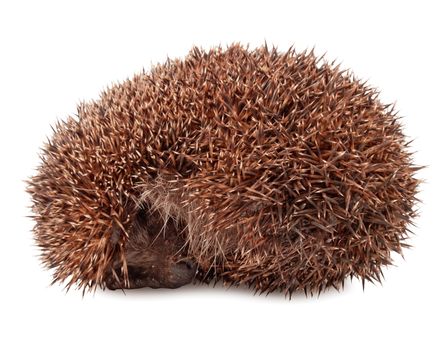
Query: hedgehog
27,44,420,296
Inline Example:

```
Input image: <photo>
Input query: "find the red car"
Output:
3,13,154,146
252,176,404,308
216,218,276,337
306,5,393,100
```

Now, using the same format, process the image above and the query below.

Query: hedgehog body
28,44,419,295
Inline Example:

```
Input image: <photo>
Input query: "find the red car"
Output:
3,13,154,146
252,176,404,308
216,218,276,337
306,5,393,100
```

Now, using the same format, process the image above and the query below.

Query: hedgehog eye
127,265,149,280
135,207,149,226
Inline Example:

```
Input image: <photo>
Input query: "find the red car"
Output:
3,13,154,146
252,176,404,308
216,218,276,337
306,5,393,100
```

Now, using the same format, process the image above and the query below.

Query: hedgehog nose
168,259,197,288
179,259,196,270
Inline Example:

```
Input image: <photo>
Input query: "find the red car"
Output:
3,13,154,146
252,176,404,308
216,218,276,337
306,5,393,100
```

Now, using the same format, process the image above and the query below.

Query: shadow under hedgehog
28,44,420,296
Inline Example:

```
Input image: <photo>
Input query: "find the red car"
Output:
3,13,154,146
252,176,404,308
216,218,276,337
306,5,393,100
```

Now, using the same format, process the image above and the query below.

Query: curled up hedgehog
28,44,420,296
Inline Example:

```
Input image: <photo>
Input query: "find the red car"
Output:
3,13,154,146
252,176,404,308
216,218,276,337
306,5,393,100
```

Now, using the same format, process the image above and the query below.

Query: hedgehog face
105,207,197,290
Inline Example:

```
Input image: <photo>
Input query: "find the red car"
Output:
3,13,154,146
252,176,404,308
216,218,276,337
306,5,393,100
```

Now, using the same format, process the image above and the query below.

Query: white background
1,1,445,349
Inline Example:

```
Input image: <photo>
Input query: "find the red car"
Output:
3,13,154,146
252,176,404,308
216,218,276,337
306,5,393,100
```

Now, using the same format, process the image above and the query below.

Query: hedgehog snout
104,258,197,290
168,259,197,288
